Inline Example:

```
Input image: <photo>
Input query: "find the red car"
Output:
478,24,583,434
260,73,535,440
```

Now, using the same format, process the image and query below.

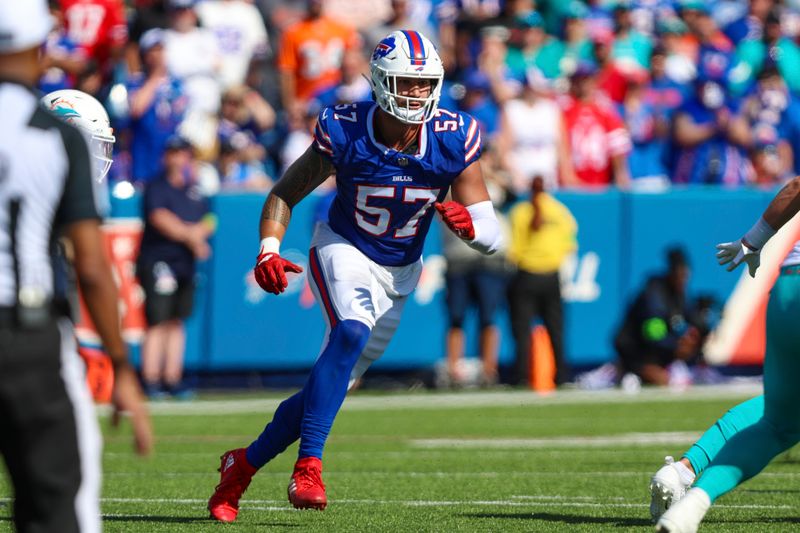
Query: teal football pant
683,395,764,475
686,271,800,502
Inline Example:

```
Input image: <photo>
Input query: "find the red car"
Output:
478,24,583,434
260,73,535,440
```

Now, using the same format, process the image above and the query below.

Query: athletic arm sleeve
466,200,502,255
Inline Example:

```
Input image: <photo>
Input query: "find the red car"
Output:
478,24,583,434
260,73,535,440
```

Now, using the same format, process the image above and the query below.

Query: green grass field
2,385,799,532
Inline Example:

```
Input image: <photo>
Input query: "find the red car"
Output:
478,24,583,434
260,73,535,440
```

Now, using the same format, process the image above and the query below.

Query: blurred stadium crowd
42,0,800,195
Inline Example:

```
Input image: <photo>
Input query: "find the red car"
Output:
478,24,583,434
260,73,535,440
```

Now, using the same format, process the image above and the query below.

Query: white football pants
306,222,422,388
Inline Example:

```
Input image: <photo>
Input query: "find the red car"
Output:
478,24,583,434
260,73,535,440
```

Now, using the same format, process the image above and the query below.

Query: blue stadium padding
205,192,325,370
110,187,780,371
109,193,141,218
183,259,211,370
555,190,624,364
624,188,773,300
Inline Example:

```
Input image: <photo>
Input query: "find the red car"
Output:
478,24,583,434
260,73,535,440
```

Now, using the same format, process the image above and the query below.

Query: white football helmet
369,30,444,124
41,89,116,181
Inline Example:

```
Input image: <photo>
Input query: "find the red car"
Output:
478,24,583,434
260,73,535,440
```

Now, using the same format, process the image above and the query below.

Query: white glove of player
716,239,760,277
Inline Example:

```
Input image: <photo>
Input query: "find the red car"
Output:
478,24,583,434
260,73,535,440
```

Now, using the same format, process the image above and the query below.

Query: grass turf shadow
462,512,652,527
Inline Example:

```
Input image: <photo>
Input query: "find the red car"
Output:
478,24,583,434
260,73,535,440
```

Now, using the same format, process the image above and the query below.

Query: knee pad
329,320,371,358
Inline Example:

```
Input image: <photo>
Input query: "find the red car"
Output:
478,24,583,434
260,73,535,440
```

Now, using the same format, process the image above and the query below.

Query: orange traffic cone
529,325,556,393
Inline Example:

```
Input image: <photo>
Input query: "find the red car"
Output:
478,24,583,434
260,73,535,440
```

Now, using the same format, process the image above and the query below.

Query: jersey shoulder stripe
438,108,481,166
463,116,481,163
312,102,372,161
313,120,334,156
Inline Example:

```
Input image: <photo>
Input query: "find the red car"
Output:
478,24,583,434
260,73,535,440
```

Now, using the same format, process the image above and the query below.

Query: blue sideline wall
112,187,775,372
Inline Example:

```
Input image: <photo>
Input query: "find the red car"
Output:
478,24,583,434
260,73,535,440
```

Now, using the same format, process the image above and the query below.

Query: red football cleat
208,448,257,522
287,457,327,510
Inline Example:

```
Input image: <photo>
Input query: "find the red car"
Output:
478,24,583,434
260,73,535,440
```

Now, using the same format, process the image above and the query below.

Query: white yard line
3,496,788,511
411,431,702,449
130,383,762,416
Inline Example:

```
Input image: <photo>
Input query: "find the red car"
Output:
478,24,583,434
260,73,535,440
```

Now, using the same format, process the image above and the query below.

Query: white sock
673,460,696,486
686,487,711,509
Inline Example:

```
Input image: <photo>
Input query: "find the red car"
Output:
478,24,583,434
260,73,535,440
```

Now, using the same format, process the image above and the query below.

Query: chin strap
466,200,503,255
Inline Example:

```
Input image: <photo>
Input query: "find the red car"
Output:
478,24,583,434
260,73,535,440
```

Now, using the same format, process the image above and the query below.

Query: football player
652,175,800,532
208,30,502,521
41,88,152,450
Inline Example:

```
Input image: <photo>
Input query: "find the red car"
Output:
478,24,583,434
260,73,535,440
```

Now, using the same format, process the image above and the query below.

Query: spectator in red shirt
592,29,628,104
59,0,127,78
276,0,360,112
561,61,632,188
677,1,734,68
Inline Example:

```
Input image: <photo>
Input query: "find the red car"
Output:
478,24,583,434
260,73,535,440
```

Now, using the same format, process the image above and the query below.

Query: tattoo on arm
261,146,335,226
262,195,292,227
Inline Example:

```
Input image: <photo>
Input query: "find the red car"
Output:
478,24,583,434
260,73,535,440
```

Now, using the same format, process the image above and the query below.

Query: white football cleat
650,456,691,522
655,488,711,533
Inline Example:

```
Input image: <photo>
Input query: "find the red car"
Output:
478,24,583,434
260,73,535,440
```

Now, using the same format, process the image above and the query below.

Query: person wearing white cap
128,27,188,183
0,1,152,532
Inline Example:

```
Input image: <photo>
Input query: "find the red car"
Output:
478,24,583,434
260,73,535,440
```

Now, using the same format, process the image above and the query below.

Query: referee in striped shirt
0,2,152,532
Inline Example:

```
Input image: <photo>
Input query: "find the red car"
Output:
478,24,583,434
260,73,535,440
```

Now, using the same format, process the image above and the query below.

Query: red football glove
254,252,303,294
434,201,475,241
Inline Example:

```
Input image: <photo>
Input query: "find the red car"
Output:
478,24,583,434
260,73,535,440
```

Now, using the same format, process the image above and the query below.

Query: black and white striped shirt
0,81,100,308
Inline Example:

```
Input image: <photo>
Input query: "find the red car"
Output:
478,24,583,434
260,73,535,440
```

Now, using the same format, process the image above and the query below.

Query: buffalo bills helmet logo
372,36,396,61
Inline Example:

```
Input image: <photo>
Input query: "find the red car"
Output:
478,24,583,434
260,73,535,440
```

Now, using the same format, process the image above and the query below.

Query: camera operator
614,248,711,386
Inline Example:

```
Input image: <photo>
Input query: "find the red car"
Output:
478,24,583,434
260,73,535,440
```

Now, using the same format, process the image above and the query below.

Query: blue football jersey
312,102,482,266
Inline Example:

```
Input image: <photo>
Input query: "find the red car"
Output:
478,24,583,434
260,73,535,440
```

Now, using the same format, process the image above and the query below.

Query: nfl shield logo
398,157,408,167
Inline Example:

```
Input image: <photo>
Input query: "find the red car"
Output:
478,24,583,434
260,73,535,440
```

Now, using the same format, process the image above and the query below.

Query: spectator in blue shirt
646,45,688,180
649,44,689,111
621,68,669,185
722,0,773,46
780,86,800,176
128,28,187,184
217,84,275,183
39,0,88,94
672,74,753,185
217,133,272,191
137,135,214,399
742,65,798,184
